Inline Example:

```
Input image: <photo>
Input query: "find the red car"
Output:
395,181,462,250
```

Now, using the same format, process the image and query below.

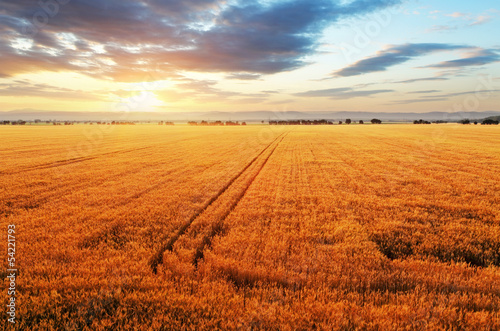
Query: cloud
391,98,448,104
395,77,449,84
226,73,262,80
155,78,271,103
231,97,268,104
267,99,294,105
408,90,441,94
334,43,469,77
447,12,468,18
424,49,500,68
0,0,403,80
391,89,499,104
444,11,493,27
425,25,458,33
293,87,393,99
434,90,499,98
469,15,493,27
0,80,106,100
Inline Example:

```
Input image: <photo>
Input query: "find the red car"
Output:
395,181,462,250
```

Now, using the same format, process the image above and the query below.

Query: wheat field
1,124,500,330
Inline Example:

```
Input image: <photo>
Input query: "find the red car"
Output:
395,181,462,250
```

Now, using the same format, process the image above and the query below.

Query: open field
1,124,500,330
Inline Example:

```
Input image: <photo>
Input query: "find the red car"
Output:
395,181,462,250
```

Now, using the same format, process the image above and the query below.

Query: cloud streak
424,49,500,68
334,43,469,77
294,87,393,99
0,80,106,100
395,77,449,84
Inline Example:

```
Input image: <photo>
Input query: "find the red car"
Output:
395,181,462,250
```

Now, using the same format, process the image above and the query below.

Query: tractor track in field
192,132,288,267
2,146,154,175
150,132,288,274
2,135,209,175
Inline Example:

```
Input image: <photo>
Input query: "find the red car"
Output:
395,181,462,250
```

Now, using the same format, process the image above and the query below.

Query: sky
0,0,499,114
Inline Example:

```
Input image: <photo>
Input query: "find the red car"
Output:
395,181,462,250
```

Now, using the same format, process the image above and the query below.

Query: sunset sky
0,0,499,114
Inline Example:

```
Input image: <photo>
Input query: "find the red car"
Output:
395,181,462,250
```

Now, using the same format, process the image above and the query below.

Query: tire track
192,132,288,268
1,139,252,219
3,146,153,175
149,132,288,274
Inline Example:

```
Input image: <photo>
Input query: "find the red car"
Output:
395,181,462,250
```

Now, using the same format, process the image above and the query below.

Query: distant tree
482,119,499,125
346,119,352,124
359,120,364,124
338,121,342,125
474,121,478,125
459,119,470,125
371,118,382,124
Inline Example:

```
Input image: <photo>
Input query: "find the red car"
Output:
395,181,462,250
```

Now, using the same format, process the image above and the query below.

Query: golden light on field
1,125,499,329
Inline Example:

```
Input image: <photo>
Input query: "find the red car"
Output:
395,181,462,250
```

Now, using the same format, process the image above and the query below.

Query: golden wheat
1,124,499,330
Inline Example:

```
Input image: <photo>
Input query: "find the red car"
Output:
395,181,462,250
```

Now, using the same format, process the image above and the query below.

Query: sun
120,91,165,112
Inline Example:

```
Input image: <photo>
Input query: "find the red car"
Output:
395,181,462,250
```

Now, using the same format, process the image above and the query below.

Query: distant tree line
459,119,499,125
188,121,246,126
414,119,431,124
270,120,333,125
269,119,381,125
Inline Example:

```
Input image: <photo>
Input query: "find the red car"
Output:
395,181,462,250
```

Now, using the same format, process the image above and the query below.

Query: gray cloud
424,49,500,68
391,98,448,104
226,73,262,80
0,0,402,80
396,77,449,84
392,88,499,104
408,90,441,94
294,87,393,99
334,43,469,77
435,89,499,98
0,80,106,100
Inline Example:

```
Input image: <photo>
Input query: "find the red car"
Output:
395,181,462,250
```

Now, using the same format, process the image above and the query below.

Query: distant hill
1,109,500,122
